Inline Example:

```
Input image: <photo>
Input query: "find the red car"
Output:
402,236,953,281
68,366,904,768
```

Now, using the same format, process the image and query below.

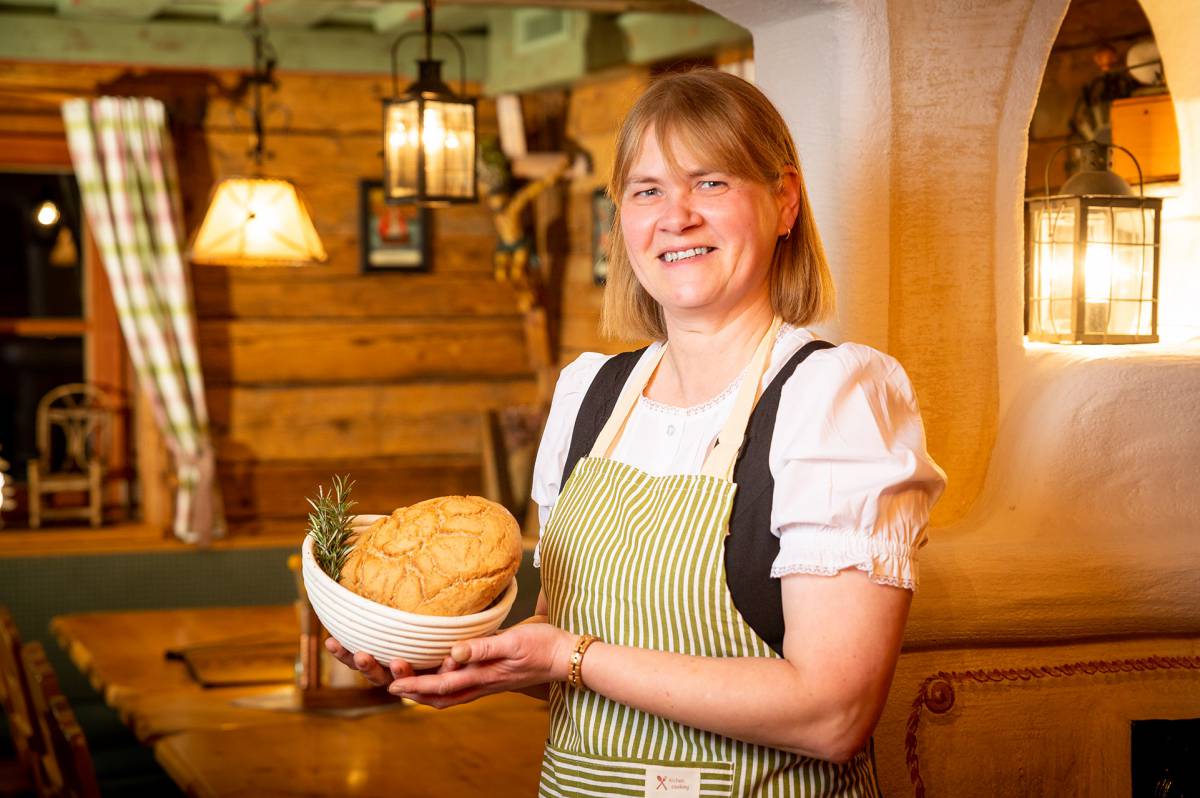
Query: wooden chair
28,384,111,529
19,642,101,798
0,606,42,795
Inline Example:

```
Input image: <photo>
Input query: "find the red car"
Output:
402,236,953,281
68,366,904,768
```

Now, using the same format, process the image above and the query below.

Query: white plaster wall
703,0,1200,645
700,0,893,352
690,0,1199,791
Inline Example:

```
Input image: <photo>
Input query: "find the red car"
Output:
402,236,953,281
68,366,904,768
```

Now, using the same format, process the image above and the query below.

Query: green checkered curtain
62,96,224,545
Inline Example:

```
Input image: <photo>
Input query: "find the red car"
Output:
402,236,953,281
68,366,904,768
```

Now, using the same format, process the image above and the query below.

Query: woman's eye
699,180,726,189
632,187,660,198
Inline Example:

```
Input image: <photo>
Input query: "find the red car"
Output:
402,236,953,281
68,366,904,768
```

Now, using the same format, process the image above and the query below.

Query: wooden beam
55,0,170,21
0,13,486,79
197,318,533,384
419,0,703,11
372,2,422,33
616,12,749,64
217,455,483,520
207,379,539,460
219,0,345,28
374,4,489,35
191,272,522,320
485,8,587,95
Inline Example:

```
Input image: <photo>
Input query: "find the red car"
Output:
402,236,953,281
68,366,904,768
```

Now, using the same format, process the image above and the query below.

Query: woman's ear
776,167,802,235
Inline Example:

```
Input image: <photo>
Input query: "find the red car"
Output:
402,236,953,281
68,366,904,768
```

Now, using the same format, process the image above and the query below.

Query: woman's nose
658,194,701,233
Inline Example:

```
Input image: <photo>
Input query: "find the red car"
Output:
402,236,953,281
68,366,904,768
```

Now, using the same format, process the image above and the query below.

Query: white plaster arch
993,0,1070,418
923,0,1200,645
699,0,1200,646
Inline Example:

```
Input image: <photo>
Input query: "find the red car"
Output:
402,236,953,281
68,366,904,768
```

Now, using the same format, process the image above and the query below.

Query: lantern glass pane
421,100,475,200
385,100,420,201
1029,201,1077,338
1083,204,1156,337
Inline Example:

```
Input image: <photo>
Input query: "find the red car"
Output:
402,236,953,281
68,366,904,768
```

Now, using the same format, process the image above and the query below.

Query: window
0,137,134,529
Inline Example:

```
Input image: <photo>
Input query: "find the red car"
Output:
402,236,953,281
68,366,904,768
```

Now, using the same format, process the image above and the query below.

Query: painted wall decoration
359,179,431,273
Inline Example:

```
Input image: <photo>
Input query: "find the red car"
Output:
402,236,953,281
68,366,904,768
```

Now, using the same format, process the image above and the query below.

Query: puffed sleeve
768,343,947,590
531,352,612,567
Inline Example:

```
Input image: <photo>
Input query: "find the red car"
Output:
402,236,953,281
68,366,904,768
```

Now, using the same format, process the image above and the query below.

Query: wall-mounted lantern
382,0,477,205
1025,141,1161,344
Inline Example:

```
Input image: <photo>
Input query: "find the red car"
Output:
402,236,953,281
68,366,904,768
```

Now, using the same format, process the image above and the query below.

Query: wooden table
52,606,549,797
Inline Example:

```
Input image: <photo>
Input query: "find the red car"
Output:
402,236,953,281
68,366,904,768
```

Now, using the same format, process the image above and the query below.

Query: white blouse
531,324,947,590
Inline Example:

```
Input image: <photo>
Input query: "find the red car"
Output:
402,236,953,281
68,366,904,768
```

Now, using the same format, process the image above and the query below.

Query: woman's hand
386,621,574,709
324,636,421,686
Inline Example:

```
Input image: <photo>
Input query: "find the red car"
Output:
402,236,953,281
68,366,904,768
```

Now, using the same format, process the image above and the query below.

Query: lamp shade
191,177,327,267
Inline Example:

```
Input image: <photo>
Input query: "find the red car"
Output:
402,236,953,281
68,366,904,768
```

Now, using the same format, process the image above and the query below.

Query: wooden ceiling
0,0,746,92
0,0,705,32
1053,0,1153,51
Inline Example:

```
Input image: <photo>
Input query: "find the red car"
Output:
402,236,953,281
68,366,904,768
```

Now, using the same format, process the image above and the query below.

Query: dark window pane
0,171,84,319
0,336,84,482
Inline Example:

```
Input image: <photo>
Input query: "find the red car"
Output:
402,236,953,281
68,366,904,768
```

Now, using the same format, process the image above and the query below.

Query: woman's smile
659,246,717,264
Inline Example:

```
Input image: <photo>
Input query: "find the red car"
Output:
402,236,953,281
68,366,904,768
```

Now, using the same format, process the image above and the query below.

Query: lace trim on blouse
638,371,745,416
635,324,796,417
770,527,920,591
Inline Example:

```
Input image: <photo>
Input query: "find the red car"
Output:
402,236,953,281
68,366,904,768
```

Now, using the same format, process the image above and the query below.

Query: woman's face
619,127,790,325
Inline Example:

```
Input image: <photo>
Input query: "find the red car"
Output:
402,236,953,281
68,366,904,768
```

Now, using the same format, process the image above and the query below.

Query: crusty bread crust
338,496,522,616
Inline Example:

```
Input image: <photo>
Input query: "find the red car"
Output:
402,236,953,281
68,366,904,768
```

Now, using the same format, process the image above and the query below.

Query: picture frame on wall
359,179,431,273
592,187,615,286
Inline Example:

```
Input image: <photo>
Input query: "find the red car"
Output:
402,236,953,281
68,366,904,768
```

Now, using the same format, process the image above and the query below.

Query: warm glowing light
388,123,407,150
35,200,60,227
1084,245,1113,303
421,107,446,153
191,177,326,267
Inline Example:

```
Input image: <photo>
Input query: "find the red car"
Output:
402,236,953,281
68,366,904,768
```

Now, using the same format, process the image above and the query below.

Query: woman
329,68,946,796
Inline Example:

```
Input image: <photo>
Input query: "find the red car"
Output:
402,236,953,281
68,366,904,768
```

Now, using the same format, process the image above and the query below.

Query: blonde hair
600,69,835,342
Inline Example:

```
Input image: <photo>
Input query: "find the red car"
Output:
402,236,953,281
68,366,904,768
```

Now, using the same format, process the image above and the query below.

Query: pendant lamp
1025,140,1161,344
382,0,478,205
191,1,326,267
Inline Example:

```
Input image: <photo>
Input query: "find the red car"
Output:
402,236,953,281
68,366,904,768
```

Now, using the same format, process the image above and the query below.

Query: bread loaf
338,496,522,616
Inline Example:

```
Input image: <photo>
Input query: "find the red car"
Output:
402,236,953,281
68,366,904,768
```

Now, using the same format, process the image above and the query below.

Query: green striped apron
538,317,881,797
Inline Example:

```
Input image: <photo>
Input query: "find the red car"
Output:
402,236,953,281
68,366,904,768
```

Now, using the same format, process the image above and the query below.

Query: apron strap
700,316,782,480
589,317,783,482
589,343,669,460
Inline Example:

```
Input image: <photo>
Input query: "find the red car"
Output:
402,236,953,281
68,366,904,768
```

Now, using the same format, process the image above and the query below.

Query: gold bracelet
566,634,599,690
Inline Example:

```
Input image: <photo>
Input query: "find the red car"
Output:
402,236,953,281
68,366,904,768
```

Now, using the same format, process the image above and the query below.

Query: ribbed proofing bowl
301,515,518,668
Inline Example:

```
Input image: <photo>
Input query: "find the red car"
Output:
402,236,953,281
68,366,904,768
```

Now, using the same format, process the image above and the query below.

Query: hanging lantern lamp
1025,140,1161,344
382,0,477,205
191,0,326,267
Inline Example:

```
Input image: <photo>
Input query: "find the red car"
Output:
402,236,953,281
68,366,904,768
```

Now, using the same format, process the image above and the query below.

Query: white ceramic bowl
301,523,518,668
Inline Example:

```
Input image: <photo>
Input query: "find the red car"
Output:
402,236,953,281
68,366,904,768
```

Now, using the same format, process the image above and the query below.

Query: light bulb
35,200,60,227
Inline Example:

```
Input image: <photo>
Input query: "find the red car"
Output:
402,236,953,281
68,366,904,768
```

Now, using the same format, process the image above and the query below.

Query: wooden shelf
1111,93,1180,184
0,317,86,336
0,522,300,558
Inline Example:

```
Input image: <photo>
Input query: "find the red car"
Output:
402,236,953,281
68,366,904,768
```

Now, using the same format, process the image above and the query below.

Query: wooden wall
0,60,536,537
559,67,652,365
0,59,732,540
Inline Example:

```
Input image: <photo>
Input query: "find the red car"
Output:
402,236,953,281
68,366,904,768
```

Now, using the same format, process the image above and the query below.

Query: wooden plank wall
559,67,651,365
0,58,726,540
0,60,536,537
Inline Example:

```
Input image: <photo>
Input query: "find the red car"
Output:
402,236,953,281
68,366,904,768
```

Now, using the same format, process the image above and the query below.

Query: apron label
643,764,702,796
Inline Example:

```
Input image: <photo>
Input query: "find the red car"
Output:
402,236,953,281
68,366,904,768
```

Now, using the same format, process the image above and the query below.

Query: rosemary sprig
306,475,357,580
